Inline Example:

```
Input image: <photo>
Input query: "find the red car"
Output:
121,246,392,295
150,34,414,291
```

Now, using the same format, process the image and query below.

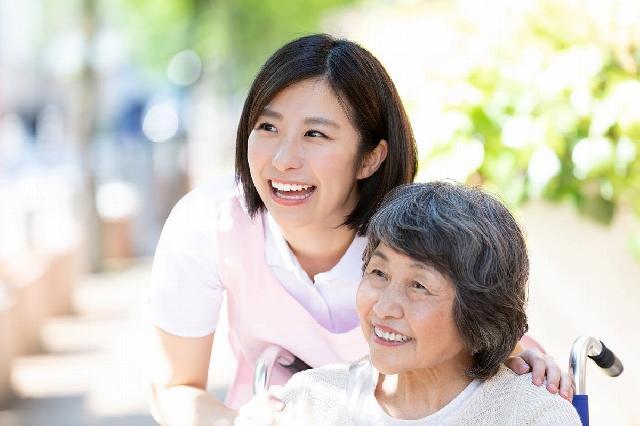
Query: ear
357,140,388,180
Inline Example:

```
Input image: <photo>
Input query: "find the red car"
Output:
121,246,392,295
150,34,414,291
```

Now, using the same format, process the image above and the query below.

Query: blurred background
0,0,638,424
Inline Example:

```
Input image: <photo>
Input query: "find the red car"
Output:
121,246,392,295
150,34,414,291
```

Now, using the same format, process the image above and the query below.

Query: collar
263,212,367,284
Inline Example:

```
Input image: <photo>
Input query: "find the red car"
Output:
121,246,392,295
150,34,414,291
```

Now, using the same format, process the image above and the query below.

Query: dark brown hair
235,34,417,233
363,181,530,380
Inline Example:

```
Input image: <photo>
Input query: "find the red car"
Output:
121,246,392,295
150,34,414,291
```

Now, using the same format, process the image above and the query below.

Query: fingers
529,353,547,388
515,349,572,398
504,356,531,375
543,360,561,394
559,370,575,402
265,387,284,412
236,389,285,426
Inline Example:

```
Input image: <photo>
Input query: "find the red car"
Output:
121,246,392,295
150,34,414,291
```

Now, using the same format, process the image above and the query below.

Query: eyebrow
260,107,283,120
371,249,429,270
260,107,341,129
304,116,340,129
370,250,388,262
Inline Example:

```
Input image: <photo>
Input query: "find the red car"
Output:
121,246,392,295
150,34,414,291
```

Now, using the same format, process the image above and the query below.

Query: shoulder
279,362,352,424
280,361,355,406
282,362,352,397
149,179,240,337
160,179,245,237
478,366,581,424
172,178,238,219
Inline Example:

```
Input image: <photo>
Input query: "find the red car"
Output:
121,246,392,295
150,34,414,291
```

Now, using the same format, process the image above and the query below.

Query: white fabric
275,359,581,425
149,180,365,337
356,360,481,425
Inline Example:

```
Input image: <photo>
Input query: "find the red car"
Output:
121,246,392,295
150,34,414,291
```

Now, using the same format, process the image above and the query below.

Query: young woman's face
247,78,366,231
357,243,470,376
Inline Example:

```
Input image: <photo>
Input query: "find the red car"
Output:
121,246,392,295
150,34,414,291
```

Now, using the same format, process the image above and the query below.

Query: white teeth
374,326,411,343
271,181,313,192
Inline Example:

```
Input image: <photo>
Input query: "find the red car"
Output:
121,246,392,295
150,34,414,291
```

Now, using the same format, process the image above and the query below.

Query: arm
149,189,233,424
151,327,237,425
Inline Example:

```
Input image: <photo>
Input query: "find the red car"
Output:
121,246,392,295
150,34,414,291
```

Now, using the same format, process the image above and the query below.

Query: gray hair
363,181,529,380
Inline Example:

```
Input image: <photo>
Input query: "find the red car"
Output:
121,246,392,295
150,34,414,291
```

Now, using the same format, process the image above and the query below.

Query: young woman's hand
234,385,285,426
505,349,574,401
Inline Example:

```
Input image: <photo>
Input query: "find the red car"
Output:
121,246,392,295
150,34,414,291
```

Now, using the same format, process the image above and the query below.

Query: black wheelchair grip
588,341,616,369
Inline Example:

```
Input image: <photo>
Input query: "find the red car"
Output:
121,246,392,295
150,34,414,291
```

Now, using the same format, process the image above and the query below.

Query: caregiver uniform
150,182,368,408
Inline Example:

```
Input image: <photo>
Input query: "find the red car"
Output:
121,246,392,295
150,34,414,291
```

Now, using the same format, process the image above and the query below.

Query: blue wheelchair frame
570,336,624,425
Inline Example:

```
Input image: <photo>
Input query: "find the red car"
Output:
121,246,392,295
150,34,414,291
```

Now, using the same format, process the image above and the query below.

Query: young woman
149,34,570,425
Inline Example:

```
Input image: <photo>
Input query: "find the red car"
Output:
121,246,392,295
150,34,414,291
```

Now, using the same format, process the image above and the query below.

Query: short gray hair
363,181,529,380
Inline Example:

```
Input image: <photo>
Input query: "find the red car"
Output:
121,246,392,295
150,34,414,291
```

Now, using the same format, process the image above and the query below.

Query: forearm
153,384,237,426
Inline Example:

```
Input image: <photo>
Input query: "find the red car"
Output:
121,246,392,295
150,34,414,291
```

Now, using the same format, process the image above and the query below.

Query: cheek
431,315,466,359
247,134,271,172
310,145,360,178
413,305,458,345
246,133,260,164
356,281,375,321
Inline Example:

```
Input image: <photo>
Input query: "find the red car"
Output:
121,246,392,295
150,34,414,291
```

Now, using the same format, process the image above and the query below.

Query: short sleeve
149,184,227,337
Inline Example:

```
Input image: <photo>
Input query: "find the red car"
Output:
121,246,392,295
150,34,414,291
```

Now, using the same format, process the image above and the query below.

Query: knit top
276,358,581,425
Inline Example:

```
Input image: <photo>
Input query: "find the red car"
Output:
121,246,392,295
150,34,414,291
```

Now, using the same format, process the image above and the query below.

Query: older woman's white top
275,358,581,425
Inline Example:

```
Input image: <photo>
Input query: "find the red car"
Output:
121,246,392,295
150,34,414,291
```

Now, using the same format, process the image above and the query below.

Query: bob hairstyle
362,181,530,380
235,34,417,233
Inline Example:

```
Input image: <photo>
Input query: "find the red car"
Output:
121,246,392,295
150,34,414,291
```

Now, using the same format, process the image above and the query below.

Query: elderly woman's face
357,243,470,375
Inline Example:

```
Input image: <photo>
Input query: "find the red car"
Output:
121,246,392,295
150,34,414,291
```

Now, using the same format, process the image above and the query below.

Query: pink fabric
215,195,368,409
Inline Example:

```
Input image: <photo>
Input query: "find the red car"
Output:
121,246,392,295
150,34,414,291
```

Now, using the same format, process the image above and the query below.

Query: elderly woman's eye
411,281,428,292
369,268,386,278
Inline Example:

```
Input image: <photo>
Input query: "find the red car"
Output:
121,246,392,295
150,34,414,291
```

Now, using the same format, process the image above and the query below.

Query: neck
281,223,357,280
375,356,473,420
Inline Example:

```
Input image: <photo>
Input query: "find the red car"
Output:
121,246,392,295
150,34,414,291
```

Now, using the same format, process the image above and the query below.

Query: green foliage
227,0,355,85
447,1,640,224
107,0,355,88
105,0,225,77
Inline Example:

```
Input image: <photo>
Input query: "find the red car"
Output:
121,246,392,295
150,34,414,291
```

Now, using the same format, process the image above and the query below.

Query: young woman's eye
304,129,327,138
257,122,277,132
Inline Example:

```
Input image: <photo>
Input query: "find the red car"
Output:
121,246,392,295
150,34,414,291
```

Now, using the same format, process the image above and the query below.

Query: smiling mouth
270,180,316,201
373,326,413,343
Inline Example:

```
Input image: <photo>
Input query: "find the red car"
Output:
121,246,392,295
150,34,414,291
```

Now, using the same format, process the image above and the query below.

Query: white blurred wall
523,201,640,425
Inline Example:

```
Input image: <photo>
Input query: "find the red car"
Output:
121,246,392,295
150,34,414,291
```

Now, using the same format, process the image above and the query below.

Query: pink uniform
216,195,368,408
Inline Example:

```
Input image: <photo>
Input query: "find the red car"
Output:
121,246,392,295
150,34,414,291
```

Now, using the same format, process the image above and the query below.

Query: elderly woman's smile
372,325,413,344
357,243,471,379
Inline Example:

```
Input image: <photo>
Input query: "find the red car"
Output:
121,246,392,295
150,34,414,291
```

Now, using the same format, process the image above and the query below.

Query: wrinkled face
247,78,365,231
357,243,470,375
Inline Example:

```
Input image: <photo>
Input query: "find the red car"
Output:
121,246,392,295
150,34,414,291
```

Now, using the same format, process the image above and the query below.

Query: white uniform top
149,180,367,337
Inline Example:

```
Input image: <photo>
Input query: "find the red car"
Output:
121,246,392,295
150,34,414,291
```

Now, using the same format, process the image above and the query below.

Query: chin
268,208,313,228
369,354,409,375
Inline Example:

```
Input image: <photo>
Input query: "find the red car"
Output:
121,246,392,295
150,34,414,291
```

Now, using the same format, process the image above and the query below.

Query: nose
372,285,403,320
272,137,303,172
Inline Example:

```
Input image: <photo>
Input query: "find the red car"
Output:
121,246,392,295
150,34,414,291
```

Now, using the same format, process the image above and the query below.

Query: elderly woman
237,181,580,425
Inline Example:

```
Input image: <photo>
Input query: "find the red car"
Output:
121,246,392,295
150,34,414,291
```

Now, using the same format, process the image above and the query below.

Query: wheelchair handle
253,346,296,395
569,336,623,395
